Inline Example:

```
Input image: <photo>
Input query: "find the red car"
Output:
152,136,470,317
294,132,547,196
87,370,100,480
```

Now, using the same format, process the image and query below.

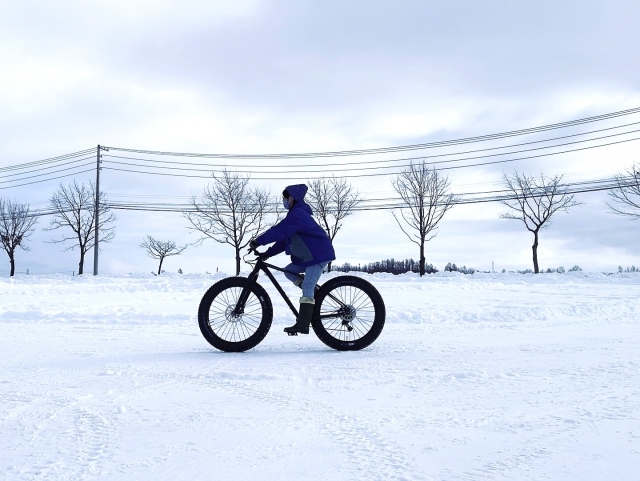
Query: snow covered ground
1,270,640,480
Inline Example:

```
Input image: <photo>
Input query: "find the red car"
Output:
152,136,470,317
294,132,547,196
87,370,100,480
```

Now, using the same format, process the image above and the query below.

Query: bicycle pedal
286,332,298,336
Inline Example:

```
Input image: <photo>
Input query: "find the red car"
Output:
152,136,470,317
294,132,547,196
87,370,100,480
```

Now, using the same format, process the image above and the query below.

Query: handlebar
244,245,265,266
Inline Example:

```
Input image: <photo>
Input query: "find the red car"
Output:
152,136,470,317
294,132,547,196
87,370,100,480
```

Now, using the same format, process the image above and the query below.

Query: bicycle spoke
324,293,342,310
208,288,264,342
219,320,233,341
238,319,255,337
350,320,368,338
352,293,372,310
323,318,342,332
320,284,376,342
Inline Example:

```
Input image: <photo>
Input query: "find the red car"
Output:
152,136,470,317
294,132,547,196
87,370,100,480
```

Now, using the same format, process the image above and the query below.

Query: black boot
284,297,315,335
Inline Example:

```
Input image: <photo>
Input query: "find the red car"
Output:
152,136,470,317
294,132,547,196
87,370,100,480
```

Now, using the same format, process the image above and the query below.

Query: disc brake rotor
224,305,243,323
339,305,357,330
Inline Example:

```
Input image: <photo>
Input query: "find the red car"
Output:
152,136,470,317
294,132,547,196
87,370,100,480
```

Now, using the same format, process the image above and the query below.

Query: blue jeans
283,262,328,299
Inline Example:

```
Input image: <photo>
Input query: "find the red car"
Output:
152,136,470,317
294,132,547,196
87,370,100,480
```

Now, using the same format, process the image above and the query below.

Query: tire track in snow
67,409,116,479
5,387,119,480
140,368,426,481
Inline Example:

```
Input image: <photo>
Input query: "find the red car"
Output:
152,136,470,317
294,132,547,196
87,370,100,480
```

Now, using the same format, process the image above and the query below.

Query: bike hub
225,305,243,322
340,305,357,322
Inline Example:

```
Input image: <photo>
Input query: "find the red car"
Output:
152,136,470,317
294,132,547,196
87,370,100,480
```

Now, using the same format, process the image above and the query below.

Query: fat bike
198,249,386,352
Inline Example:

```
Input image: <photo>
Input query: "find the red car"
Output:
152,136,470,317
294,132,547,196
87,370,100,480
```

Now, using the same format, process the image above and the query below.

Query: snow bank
2,271,639,327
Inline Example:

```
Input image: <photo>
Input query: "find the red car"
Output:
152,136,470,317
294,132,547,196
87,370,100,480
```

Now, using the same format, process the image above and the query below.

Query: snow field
1,271,640,480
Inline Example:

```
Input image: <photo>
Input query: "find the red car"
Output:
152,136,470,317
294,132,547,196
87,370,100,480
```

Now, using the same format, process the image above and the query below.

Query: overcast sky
1,0,640,276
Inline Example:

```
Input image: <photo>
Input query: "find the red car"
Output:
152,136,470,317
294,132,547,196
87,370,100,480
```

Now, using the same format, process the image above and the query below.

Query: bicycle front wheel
312,275,385,351
198,277,273,352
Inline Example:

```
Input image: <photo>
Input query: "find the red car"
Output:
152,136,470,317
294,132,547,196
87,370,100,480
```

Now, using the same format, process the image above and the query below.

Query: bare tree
391,161,457,277
307,176,362,271
0,198,38,276
46,181,116,275
501,172,580,274
185,170,274,275
141,235,188,275
608,163,640,219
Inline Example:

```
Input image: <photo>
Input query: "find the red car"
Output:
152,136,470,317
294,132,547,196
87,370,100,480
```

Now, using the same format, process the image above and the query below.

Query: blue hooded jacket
255,184,336,267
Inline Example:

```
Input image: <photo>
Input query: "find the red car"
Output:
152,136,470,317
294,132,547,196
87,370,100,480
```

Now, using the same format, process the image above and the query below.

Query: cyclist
250,184,336,335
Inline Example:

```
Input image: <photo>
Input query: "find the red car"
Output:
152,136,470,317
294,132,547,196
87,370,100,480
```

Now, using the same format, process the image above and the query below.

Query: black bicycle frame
233,257,347,319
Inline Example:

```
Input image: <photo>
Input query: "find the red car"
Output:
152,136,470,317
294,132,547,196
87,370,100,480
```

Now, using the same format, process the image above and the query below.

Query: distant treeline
444,263,476,275
332,258,487,275
333,258,438,275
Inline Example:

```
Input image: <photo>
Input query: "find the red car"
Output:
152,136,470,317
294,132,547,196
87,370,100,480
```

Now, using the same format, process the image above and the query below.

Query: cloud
1,1,640,275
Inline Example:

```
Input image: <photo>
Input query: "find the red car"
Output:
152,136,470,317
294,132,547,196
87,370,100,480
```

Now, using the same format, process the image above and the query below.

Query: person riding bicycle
250,184,336,335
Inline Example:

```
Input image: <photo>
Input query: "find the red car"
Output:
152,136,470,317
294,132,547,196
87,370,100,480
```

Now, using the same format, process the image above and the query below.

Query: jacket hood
285,184,308,202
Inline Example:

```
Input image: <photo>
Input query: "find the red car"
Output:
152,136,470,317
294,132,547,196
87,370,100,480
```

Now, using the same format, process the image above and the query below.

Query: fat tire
312,275,385,351
198,276,273,352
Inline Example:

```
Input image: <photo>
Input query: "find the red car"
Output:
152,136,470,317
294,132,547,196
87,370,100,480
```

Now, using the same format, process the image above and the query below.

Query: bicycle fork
233,267,261,316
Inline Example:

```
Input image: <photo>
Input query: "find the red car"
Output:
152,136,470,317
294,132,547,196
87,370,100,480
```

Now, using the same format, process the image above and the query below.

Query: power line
23,173,627,224
101,135,640,180
91,165,626,200
117,176,620,205
22,171,628,218
3,108,638,212
0,162,96,185
0,168,96,190
0,148,96,173
101,128,640,175
100,120,640,170
0,156,95,180
103,106,640,159
3,107,639,187
89,176,623,214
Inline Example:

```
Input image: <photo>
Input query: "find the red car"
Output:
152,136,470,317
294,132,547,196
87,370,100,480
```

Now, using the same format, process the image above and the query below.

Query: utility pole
93,145,102,276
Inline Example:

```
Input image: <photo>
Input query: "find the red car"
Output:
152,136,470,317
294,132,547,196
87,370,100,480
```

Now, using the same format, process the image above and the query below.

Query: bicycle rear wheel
312,275,385,351
198,277,273,352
